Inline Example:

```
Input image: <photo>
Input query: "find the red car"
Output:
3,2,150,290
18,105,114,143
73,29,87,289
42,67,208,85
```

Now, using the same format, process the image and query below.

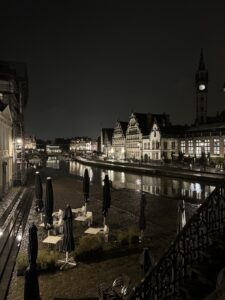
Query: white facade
46,145,62,155
142,122,161,161
112,121,127,160
70,138,97,154
125,114,142,160
24,135,36,150
0,105,13,197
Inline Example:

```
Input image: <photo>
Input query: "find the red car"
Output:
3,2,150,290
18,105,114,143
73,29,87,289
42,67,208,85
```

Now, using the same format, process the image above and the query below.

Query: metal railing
129,186,225,299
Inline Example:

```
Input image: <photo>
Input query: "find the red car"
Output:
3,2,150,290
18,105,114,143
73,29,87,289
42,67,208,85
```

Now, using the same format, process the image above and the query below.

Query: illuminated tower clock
195,49,208,124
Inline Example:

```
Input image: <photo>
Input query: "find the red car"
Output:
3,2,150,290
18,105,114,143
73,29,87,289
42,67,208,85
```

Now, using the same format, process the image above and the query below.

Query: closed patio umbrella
139,192,146,242
58,205,76,269
44,177,54,230
139,248,154,276
35,171,43,213
24,223,40,300
177,200,186,233
102,174,111,226
28,223,38,266
24,265,40,300
83,168,90,210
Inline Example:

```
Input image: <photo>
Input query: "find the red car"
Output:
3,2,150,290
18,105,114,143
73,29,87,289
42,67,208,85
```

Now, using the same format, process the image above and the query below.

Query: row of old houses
101,113,186,162
100,51,225,162
0,61,28,198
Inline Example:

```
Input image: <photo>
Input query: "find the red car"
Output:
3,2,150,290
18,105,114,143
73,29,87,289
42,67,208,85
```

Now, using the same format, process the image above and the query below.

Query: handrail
129,186,225,299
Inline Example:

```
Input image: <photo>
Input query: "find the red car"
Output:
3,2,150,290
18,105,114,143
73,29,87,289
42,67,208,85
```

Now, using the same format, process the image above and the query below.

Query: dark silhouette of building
195,49,208,124
0,60,28,184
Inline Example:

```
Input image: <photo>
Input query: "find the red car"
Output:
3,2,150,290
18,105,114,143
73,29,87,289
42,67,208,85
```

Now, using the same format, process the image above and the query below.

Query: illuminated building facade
0,104,13,197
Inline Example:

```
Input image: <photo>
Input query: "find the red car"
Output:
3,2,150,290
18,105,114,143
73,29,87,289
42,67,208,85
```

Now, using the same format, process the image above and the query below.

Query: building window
196,140,201,157
144,143,147,150
164,142,167,150
171,142,175,150
214,139,220,155
156,142,160,149
224,140,225,154
188,140,193,156
152,141,155,150
204,139,210,155
181,141,185,153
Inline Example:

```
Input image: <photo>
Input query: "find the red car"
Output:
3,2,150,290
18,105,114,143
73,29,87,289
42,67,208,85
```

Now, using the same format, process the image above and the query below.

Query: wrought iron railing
129,186,225,299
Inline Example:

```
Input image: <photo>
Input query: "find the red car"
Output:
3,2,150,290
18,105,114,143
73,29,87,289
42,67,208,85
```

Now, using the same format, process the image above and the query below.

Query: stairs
178,233,225,300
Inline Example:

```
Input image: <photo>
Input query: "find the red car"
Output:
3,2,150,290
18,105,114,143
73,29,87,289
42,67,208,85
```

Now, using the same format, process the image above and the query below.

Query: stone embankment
74,157,225,184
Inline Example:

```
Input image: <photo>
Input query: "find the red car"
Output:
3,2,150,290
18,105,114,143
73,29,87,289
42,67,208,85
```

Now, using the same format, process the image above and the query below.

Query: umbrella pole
139,230,144,243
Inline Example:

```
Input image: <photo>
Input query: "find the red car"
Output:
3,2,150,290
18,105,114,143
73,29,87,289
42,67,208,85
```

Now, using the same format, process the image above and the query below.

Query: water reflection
69,161,214,202
46,158,60,169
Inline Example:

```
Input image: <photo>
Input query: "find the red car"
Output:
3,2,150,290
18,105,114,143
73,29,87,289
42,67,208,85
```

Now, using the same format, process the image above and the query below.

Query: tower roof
198,49,206,70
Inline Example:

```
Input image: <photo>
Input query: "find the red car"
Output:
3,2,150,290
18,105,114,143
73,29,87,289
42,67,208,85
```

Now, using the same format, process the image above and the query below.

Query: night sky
0,1,225,140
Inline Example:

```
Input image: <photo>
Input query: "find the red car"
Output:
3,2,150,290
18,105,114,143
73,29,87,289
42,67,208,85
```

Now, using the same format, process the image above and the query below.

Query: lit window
196,140,201,157
214,139,220,155
188,140,193,155
172,142,176,150
204,140,210,155
164,142,167,150
181,141,185,153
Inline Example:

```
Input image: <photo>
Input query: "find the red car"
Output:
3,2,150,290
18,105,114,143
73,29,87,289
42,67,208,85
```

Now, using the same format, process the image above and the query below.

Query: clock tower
195,49,208,124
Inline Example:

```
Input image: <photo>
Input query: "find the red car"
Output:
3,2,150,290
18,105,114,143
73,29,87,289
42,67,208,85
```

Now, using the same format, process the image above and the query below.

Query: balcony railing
129,186,225,299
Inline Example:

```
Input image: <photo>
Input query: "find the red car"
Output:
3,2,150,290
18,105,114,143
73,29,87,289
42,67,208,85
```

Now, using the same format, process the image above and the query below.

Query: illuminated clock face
199,84,206,91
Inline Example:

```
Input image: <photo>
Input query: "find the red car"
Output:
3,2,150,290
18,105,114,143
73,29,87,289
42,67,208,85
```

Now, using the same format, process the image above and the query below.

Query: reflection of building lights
136,179,141,185
121,147,125,153
121,172,125,183
111,148,114,154
0,229,3,237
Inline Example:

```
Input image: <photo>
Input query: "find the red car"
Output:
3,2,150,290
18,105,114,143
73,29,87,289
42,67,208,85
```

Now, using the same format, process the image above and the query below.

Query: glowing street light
16,138,23,145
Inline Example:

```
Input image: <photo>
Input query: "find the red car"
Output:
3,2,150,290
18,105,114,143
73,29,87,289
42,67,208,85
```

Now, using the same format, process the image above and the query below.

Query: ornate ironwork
129,187,225,299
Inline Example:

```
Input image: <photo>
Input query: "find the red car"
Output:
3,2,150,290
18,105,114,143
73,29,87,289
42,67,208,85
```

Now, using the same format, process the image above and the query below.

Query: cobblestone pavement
7,167,198,300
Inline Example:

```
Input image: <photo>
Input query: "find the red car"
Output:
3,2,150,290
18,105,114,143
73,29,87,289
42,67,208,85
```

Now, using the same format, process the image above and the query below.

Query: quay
74,156,225,184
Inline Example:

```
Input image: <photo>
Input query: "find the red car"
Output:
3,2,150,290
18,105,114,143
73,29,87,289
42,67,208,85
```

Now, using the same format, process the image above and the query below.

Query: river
46,159,215,203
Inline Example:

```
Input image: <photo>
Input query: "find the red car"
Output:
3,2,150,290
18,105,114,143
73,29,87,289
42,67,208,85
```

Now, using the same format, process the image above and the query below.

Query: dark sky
0,1,225,140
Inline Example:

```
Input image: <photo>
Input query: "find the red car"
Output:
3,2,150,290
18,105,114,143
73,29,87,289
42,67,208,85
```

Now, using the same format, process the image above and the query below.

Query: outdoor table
75,211,93,226
84,227,104,235
72,208,82,215
42,235,63,250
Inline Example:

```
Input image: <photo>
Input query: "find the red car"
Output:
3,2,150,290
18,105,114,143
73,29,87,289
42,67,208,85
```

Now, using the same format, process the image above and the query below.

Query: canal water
46,159,215,203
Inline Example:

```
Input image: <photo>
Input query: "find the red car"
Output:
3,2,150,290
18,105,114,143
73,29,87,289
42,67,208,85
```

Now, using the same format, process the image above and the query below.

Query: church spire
198,48,205,70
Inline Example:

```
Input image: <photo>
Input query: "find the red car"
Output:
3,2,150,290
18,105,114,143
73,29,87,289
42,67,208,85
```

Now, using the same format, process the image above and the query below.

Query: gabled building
126,112,170,161
112,121,128,160
126,113,149,161
0,104,13,197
